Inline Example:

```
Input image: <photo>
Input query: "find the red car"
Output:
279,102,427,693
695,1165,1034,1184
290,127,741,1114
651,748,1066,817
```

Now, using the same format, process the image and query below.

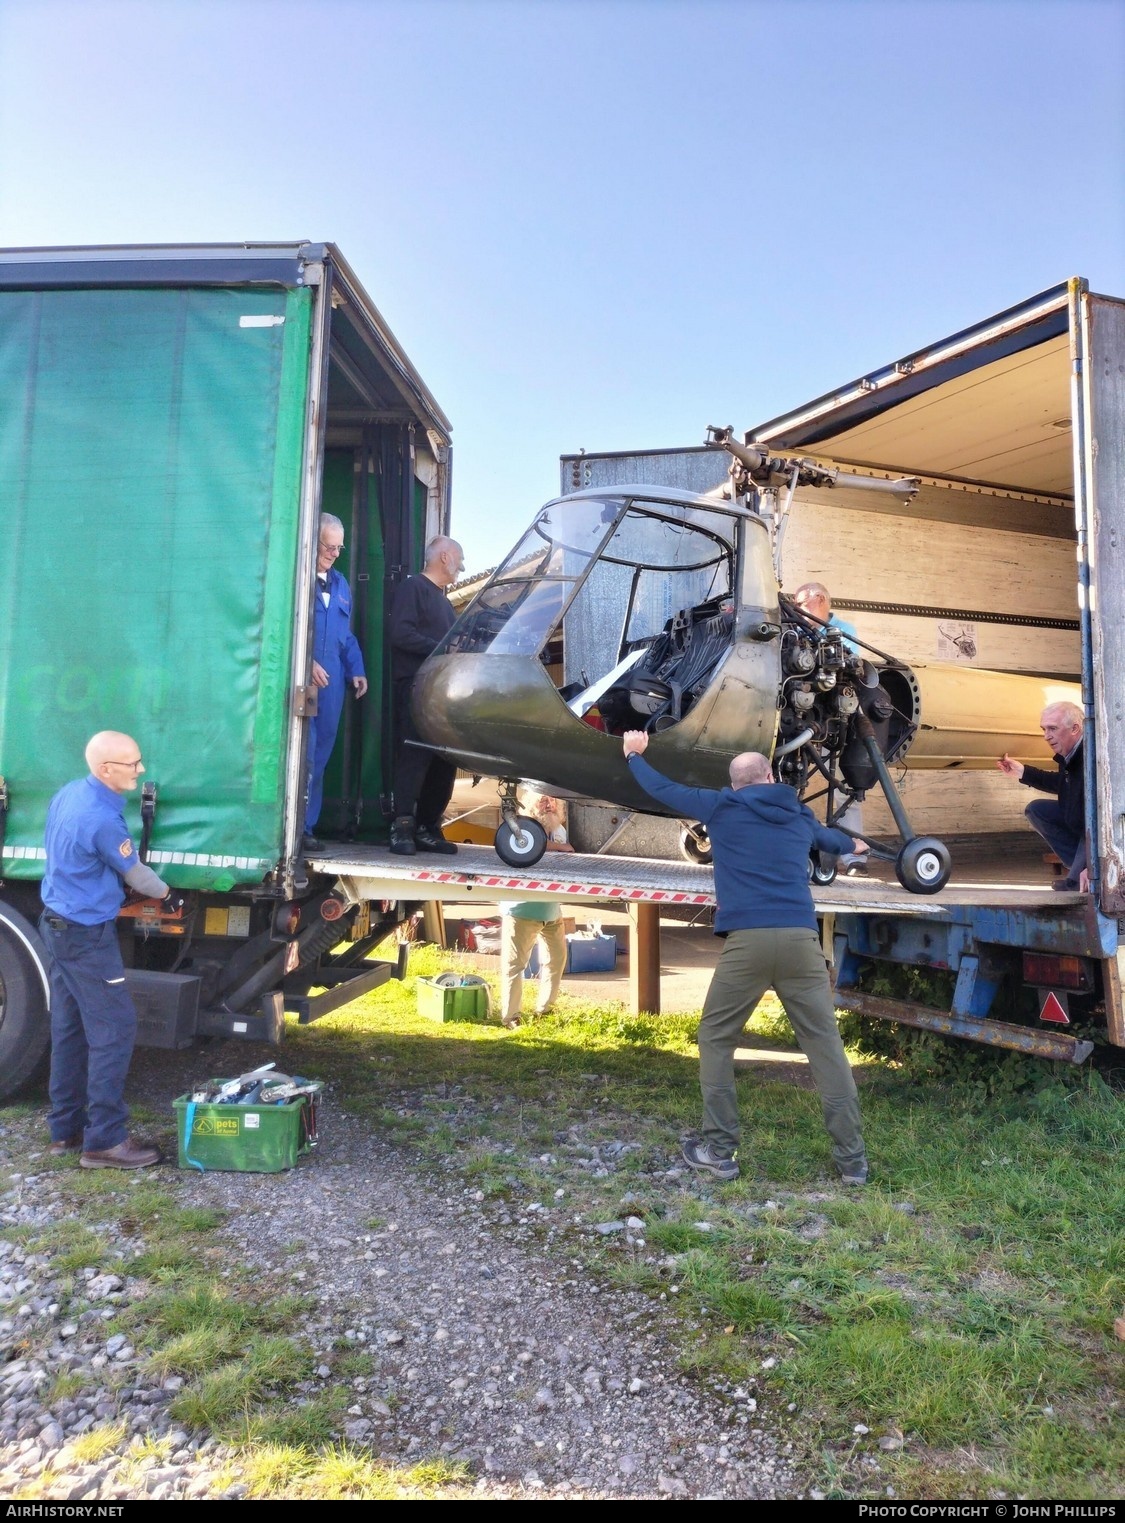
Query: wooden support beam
1099,948,1125,1048
629,903,661,1014
422,900,446,950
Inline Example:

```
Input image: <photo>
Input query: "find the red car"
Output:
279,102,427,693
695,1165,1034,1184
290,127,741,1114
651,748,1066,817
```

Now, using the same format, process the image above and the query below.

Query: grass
5,937,1122,1500
269,938,1125,1500
69,1421,128,1463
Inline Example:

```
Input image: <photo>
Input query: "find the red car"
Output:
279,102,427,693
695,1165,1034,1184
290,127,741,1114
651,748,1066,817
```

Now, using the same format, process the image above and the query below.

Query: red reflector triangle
1039,991,1070,1025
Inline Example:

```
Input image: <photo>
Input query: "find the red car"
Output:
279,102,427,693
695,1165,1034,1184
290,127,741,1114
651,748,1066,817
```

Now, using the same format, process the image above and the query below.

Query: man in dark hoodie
622,730,870,1186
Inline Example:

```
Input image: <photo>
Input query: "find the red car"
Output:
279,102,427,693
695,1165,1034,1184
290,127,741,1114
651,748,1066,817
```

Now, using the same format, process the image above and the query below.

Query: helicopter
409,428,956,892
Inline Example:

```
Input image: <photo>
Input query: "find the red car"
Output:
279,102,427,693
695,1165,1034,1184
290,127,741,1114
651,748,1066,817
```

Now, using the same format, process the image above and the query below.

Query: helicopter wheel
679,824,712,865
894,836,951,895
808,852,838,886
494,815,548,868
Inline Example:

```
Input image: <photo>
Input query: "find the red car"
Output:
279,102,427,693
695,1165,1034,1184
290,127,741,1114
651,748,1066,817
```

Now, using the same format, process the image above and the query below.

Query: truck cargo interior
316,292,449,844
562,282,1098,893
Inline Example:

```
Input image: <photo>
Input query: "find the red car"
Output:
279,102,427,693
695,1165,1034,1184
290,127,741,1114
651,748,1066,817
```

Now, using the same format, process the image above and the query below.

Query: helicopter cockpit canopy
435,491,741,732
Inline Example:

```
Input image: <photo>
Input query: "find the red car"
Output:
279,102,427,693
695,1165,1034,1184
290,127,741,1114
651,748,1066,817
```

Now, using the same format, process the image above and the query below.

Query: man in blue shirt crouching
622,730,871,1187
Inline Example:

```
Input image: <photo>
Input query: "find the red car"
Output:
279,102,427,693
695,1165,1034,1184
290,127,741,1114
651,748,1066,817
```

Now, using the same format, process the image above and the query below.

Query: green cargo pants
697,926,866,1176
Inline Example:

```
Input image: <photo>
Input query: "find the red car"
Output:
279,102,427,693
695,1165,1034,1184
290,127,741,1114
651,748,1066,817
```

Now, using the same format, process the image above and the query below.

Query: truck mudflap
834,989,1094,1065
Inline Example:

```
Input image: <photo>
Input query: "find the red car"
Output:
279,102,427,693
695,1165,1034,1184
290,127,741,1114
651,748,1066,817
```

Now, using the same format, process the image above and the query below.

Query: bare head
1040,701,1083,754
317,513,345,575
729,751,774,789
85,730,145,794
424,536,465,588
794,581,831,623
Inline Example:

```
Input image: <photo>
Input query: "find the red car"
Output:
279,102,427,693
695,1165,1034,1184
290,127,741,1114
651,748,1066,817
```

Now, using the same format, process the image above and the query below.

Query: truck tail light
1021,952,1094,992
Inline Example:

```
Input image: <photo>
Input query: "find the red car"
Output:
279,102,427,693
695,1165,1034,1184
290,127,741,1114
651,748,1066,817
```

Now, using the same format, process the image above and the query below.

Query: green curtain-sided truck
0,242,452,1098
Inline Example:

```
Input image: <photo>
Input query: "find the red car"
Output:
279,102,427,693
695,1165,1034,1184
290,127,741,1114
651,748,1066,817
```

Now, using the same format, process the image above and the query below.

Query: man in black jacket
389,536,464,855
997,701,1087,891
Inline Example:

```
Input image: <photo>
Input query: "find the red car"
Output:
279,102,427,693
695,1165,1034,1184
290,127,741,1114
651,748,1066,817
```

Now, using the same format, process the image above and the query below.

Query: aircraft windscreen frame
436,495,738,675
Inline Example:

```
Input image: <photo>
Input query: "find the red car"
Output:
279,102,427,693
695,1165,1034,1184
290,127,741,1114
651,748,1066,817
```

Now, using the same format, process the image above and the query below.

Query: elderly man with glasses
39,730,183,1168
997,701,1089,891
304,513,368,852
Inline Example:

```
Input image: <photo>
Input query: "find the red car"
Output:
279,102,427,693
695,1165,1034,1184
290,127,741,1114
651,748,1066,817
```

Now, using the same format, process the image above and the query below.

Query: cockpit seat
599,600,735,733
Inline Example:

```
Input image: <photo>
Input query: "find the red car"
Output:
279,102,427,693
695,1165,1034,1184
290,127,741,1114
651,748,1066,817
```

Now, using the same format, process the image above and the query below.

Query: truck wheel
809,852,838,886
679,824,712,865
0,911,52,1101
494,816,548,868
895,837,951,895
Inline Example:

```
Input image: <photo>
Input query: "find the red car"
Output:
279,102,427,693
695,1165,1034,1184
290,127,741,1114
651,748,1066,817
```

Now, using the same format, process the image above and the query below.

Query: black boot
415,822,458,855
390,816,417,856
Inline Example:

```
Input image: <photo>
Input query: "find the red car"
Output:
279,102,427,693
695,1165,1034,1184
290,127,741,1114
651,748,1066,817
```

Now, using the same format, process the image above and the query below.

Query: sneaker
839,1162,869,1186
681,1138,739,1181
389,817,417,856
301,833,323,852
501,1015,522,1030
415,823,458,855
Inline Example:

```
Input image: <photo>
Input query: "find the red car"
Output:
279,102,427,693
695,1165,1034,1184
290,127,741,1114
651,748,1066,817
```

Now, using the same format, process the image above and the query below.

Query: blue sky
2,0,1122,569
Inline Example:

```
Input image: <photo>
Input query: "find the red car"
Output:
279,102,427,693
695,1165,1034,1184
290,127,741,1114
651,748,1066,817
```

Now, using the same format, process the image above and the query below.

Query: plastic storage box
173,1085,321,1173
526,931,619,976
417,974,492,1023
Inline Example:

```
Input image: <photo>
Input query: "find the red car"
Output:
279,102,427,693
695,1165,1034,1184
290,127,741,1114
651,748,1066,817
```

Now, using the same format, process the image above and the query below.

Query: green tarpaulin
0,285,312,889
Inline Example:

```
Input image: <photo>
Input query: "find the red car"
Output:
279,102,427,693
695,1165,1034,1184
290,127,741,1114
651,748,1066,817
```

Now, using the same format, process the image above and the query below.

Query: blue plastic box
526,931,619,976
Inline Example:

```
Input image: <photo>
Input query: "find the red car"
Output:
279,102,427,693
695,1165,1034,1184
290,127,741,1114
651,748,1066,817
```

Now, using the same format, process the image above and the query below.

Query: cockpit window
431,493,738,733
433,497,625,657
565,501,734,685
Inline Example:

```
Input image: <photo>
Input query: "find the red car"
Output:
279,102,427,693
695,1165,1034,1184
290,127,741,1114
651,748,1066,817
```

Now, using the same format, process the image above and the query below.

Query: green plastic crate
417,975,491,1023
173,1085,321,1173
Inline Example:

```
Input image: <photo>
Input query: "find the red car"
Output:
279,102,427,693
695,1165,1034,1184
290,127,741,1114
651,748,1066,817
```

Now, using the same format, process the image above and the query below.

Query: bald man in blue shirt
40,731,180,1169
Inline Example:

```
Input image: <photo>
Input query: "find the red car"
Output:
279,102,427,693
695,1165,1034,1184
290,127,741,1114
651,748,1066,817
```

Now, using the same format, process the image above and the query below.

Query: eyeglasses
106,758,144,771
319,540,344,554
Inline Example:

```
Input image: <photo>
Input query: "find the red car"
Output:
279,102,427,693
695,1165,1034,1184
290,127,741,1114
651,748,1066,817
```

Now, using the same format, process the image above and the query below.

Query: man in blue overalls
40,730,181,1168
304,513,368,851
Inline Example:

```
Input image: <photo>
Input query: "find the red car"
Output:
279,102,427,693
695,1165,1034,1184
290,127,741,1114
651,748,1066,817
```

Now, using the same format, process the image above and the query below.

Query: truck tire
0,909,52,1101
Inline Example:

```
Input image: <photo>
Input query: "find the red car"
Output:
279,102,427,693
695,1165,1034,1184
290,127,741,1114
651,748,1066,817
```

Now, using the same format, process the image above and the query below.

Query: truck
2,260,1121,1093
0,241,456,1099
557,278,1125,1065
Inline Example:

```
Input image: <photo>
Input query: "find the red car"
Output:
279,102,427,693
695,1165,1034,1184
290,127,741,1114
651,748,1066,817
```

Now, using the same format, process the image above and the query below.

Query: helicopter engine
774,602,920,829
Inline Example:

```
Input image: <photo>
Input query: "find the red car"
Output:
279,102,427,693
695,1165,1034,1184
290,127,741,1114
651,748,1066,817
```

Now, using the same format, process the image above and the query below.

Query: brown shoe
48,1136,82,1156
80,1138,162,1170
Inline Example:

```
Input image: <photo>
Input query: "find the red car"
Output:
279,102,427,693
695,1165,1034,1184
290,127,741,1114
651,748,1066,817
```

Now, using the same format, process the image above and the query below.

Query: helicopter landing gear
808,852,838,886
855,722,952,896
494,779,549,867
494,816,548,867
894,836,951,895
679,822,712,865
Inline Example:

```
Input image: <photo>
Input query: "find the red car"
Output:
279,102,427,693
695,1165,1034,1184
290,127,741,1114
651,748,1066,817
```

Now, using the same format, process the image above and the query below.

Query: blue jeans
1025,800,1086,884
40,914,137,1153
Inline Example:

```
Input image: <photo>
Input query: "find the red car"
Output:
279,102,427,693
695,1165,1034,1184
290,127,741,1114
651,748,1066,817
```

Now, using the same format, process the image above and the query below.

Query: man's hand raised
622,730,649,758
997,753,1024,780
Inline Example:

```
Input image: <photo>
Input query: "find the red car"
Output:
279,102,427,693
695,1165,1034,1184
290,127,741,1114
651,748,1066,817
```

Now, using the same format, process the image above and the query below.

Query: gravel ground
0,1063,807,1502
